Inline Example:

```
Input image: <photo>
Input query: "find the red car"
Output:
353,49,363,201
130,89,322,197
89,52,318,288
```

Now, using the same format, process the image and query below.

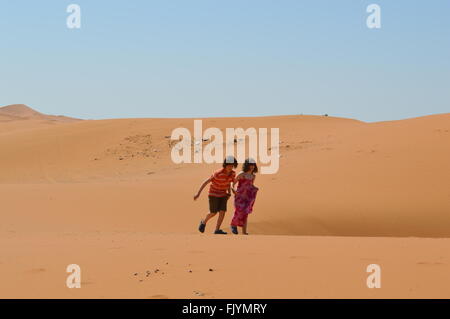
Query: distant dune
0,104,449,298
0,104,79,121
0,104,80,134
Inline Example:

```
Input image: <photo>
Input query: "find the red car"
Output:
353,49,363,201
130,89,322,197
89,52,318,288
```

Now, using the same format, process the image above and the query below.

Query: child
230,158,259,235
194,156,238,234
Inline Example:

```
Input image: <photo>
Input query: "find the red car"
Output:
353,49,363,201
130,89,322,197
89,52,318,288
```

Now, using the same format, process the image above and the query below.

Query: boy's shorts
208,195,229,213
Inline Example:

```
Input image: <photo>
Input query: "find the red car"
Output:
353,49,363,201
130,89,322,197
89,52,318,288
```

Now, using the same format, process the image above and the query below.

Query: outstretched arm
194,177,212,200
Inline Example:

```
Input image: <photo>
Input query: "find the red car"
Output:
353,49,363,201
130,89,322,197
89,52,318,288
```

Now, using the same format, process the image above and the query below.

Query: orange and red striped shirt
208,169,236,197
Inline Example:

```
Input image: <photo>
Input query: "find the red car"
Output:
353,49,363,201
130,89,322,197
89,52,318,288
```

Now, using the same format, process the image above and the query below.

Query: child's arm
231,172,243,194
193,177,212,200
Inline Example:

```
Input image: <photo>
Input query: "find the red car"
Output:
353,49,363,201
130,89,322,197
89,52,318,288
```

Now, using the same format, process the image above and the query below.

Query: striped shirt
208,169,236,197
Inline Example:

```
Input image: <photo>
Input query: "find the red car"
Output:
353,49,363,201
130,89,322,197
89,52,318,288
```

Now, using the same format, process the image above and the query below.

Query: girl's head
223,156,238,172
242,158,258,174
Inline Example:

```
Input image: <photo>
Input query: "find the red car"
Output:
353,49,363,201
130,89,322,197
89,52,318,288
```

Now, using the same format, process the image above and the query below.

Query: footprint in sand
194,291,205,297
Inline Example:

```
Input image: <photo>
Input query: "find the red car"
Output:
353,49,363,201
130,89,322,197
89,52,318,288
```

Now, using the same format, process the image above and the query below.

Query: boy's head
223,156,238,172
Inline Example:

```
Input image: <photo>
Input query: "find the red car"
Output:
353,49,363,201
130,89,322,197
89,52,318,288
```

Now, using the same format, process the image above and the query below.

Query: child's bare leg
242,222,248,235
203,212,217,224
215,211,226,231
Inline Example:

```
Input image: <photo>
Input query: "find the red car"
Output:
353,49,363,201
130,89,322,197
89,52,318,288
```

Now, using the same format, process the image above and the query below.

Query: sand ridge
0,105,449,298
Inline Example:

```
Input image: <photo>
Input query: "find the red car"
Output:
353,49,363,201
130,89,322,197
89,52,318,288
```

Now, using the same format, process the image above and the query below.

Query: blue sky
1,0,449,121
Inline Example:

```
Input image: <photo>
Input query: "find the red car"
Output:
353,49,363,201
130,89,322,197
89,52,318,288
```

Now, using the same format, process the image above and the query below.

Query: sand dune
0,105,449,298
0,104,79,122
0,108,448,237
0,104,80,135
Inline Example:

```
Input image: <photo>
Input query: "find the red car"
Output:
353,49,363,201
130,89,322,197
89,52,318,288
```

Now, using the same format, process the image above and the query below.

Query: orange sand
0,104,449,298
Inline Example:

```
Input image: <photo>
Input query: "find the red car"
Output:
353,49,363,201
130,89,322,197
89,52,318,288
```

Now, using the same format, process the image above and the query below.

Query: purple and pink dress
231,175,258,227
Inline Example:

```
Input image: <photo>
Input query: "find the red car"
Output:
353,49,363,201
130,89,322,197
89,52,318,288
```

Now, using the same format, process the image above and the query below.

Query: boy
194,156,238,234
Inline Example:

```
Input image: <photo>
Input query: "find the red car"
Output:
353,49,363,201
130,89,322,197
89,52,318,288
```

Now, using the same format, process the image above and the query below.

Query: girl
230,158,259,235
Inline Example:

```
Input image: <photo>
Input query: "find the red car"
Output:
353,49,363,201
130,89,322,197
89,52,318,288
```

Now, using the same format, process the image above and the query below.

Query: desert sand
0,104,449,298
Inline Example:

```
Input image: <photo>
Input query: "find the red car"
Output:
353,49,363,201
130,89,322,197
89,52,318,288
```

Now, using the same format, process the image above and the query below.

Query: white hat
225,155,236,163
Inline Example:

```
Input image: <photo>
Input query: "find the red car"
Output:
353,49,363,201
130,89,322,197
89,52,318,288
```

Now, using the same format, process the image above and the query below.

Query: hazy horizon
2,103,449,123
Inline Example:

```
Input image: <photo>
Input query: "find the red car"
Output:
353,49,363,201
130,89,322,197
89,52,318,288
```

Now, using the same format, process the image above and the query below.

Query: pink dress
231,175,258,227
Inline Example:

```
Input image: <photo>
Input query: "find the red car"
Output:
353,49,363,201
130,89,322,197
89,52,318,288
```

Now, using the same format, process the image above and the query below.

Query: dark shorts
208,195,229,213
